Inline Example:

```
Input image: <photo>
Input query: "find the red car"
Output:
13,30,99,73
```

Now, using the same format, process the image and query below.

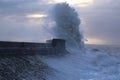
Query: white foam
40,49,120,80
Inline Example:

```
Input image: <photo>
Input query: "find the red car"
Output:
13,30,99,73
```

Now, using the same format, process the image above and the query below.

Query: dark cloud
0,0,49,15
0,0,120,44
0,0,52,42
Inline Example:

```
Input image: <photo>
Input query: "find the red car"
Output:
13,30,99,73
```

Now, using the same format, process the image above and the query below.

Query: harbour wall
0,39,68,56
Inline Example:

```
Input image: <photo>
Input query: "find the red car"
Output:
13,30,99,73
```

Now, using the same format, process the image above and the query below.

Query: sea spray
47,3,85,51
39,3,120,80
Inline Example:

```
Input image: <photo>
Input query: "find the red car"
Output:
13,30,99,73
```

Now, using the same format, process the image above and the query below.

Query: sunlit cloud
49,0,93,7
26,14,47,19
85,38,105,44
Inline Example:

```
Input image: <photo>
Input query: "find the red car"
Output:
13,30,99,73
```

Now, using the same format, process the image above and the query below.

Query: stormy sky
0,0,120,45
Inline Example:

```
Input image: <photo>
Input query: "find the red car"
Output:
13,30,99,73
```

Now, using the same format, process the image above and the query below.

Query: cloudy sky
0,0,120,45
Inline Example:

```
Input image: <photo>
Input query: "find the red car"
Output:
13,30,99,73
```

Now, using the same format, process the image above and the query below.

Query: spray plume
48,3,84,50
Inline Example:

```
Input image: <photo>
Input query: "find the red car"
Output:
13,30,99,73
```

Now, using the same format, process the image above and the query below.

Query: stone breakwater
0,39,69,80
0,39,69,56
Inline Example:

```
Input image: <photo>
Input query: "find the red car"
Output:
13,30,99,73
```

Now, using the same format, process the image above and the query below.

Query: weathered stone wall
0,39,68,56
0,41,52,48
0,39,68,80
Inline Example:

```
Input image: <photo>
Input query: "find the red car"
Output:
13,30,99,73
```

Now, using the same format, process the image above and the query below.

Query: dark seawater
86,44,120,57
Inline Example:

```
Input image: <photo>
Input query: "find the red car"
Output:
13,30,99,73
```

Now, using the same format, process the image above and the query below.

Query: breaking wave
39,3,120,80
46,3,85,50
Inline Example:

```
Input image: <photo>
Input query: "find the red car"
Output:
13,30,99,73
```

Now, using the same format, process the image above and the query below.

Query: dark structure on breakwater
0,39,68,56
